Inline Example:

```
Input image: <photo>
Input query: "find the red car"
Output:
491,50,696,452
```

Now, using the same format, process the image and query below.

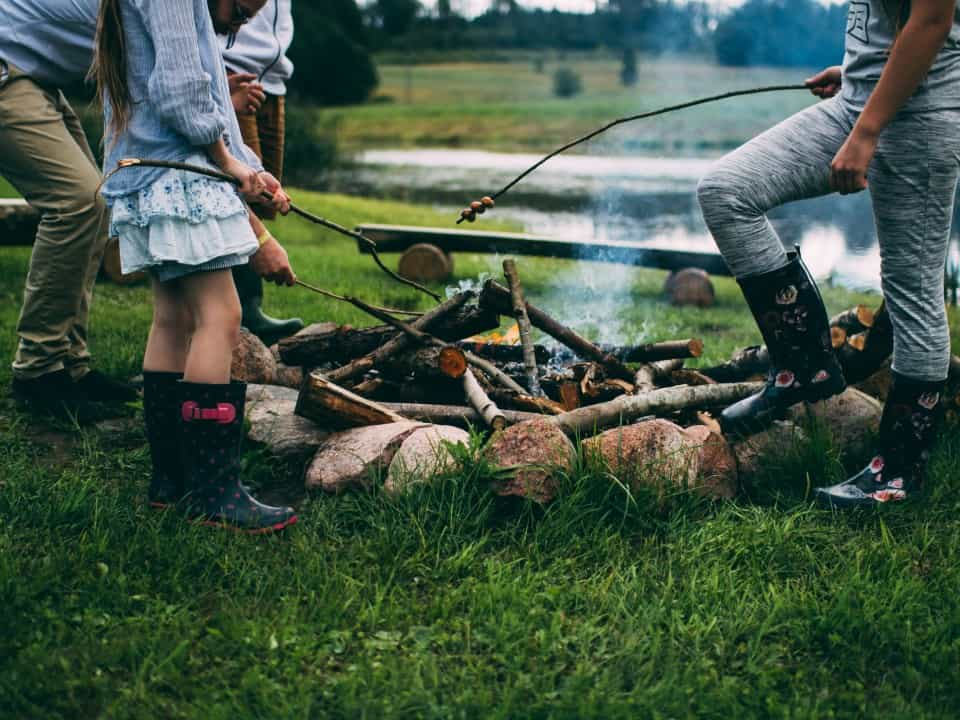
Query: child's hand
254,172,291,215
250,234,296,286
805,66,842,98
223,156,266,197
228,72,266,115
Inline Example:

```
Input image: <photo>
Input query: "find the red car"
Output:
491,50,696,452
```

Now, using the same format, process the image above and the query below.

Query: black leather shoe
720,251,846,435
816,372,944,508
11,369,104,424
178,380,297,534
75,369,139,404
233,263,303,345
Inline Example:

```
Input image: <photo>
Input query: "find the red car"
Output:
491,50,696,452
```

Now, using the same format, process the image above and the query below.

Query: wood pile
236,261,933,504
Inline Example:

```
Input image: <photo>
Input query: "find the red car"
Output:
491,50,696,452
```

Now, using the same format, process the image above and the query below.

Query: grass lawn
3,187,960,717
322,55,820,153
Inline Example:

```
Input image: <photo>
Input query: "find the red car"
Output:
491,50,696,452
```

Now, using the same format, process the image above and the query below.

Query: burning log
553,339,704,365
323,292,472,385
503,259,545,397
296,372,408,429
455,340,551,365
479,280,636,382
279,302,499,367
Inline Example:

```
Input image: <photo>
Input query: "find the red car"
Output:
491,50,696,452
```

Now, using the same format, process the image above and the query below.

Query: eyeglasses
225,0,251,49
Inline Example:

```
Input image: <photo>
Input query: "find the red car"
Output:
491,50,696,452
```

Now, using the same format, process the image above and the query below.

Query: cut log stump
398,243,453,282
663,268,716,308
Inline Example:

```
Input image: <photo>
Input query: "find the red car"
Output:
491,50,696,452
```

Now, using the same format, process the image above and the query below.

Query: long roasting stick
456,84,807,223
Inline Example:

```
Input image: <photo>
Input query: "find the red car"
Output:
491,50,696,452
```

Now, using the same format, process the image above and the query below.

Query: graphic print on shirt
847,2,870,44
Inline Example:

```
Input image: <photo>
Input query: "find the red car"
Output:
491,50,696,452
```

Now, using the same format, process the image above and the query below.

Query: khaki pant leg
60,93,109,378
0,67,108,379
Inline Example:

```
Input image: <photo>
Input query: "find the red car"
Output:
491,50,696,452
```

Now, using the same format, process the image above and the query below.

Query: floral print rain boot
178,381,297,534
143,371,184,509
816,373,944,508
720,251,846,435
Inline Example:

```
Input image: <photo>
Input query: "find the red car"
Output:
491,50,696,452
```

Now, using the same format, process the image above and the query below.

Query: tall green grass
2,190,959,718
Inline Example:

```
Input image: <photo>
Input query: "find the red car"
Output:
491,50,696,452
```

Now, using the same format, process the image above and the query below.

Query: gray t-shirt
841,0,960,111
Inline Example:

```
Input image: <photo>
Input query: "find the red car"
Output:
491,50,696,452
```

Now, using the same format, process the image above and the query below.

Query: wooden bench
355,223,732,282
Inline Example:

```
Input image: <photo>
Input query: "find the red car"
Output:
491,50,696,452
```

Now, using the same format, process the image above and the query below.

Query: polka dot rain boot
720,250,846,435
178,381,297,534
816,372,944,508
143,371,184,509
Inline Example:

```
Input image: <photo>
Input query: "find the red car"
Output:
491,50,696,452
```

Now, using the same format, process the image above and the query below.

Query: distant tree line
288,0,850,106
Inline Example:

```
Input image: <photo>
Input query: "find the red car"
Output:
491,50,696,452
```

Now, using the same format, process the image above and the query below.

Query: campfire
227,258,933,504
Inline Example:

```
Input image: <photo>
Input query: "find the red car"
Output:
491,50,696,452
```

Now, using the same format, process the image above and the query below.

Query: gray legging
697,96,960,382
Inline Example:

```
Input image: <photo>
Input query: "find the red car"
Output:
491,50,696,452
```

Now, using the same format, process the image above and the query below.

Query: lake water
326,148,960,292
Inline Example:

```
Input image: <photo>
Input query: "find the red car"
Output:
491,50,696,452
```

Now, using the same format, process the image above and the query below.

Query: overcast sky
422,0,843,15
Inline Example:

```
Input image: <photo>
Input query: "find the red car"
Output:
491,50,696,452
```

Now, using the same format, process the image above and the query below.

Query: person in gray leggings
697,0,960,508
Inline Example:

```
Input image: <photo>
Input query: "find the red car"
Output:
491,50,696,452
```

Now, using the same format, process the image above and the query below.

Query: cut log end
397,243,453,282
688,338,704,358
664,268,716,308
438,346,468,379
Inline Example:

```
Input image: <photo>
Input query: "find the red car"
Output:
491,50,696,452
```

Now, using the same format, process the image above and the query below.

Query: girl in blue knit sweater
93,0,298,533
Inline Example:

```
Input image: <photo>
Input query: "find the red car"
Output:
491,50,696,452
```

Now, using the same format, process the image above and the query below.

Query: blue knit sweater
101,0,262,201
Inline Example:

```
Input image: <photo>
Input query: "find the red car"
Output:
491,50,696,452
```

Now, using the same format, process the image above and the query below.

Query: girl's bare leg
179,269,242,384
143,276,193,373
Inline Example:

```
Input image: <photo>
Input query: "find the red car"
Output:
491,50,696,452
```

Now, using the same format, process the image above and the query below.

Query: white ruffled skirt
109,158,258,281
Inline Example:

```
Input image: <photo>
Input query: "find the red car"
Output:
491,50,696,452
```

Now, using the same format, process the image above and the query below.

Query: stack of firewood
233,263,956,502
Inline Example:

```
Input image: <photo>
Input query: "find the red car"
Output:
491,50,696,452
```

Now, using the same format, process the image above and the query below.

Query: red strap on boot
181,401,237,424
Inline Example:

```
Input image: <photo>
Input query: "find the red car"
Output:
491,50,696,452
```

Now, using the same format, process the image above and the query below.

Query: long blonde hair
90,0,130,136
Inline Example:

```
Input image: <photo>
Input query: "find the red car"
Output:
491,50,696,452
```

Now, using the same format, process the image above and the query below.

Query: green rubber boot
233,263,303,345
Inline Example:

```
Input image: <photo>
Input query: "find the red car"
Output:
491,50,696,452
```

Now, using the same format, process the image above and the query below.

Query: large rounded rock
484,417,576,503
585,419,736,500
788,387,881,458
244,384,327,464
731,420,806,487
305,422,426,493
384,425,471,495
683,424,738,499
232,328,277,385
